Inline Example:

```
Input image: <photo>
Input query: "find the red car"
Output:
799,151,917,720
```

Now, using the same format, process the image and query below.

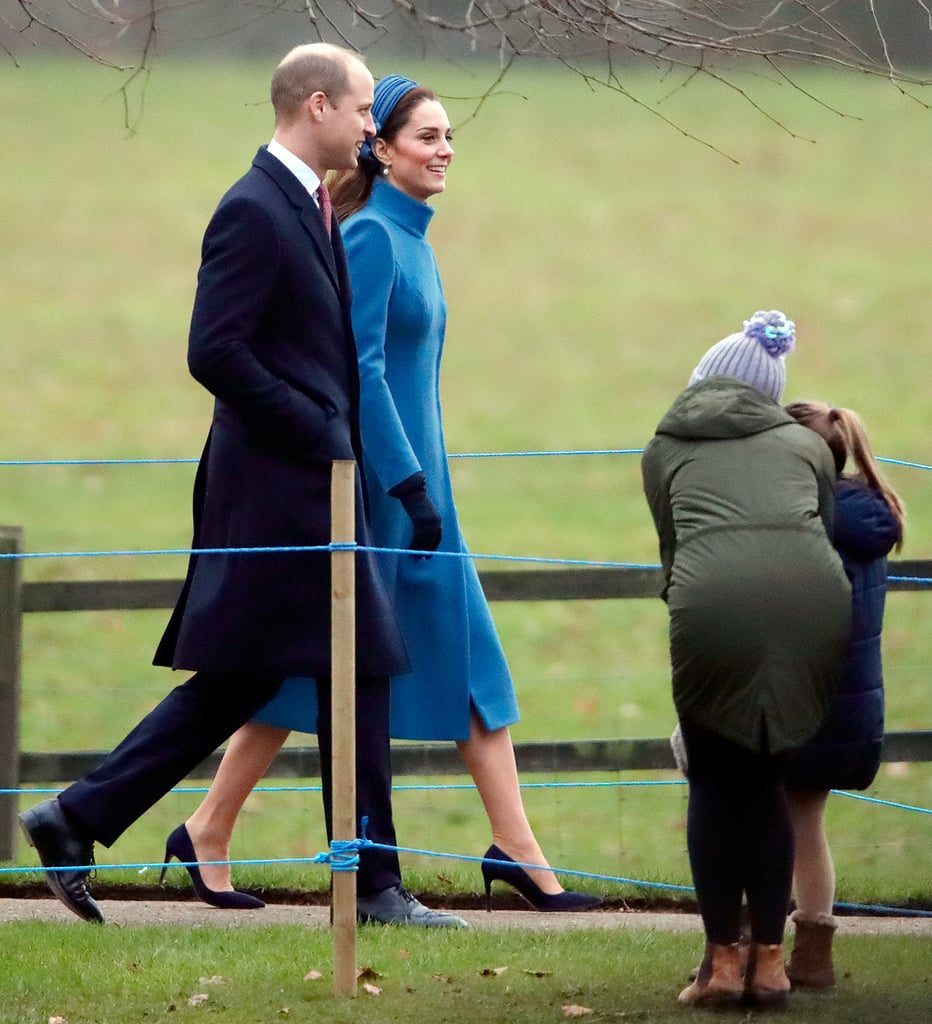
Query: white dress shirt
266,138,322,204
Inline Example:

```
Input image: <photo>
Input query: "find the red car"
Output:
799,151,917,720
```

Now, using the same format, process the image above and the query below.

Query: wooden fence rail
1,522,930,859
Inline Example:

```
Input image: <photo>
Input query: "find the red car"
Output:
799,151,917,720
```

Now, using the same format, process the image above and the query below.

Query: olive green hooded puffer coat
641,378,851,755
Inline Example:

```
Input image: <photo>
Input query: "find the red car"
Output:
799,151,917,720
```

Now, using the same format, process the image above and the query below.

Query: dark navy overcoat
154,148,408,679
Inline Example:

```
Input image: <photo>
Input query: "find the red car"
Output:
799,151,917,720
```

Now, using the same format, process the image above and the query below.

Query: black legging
680,719,793,946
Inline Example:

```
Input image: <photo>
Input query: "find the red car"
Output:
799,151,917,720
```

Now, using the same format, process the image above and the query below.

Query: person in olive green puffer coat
641,311,851,1008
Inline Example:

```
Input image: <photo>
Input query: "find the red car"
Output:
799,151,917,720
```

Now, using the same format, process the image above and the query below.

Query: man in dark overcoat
19,43,464,929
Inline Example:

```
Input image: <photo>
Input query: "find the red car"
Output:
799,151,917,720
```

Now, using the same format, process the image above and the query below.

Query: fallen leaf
303,970,324,981
278,1009,290,1016
479,966,509,977
357,966,384,981
395,947,410,961
562,1005,594,1018
573,696,599,716
197,975,229,986
432,973,454,984
187,993,209,1007
523,968,552,977
362,983,382,995
48,1017,67,1024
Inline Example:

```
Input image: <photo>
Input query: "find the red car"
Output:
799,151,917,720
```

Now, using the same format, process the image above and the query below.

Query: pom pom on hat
688,310,796,402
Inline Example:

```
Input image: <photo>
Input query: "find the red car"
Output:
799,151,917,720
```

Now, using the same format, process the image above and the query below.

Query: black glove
389,471,442,556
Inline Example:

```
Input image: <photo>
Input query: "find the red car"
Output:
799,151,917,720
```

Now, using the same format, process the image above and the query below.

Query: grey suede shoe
356,885,468,928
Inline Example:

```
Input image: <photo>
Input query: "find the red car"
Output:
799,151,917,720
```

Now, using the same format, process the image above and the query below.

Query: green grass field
2,921,930,1024
1,58,930,909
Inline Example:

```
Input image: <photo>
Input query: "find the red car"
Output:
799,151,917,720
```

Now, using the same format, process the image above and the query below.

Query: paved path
2,899,931,935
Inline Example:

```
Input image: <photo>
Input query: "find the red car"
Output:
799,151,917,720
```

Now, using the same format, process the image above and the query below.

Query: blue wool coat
255,178,518,739
784,476,900,790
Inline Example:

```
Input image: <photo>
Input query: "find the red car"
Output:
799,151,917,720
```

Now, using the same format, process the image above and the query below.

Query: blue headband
371,74,420,133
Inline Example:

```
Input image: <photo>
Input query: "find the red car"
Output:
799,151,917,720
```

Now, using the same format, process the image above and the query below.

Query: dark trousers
680,719,793,946
58,671,401,897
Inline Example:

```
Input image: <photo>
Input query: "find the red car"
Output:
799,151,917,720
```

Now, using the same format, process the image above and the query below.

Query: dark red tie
317,182,332,237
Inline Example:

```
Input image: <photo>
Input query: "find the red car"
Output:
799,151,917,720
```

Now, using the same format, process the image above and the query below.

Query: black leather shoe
19,798,104,923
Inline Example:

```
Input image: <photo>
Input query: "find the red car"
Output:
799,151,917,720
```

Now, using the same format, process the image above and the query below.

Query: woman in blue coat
782,402,905,989
174,74,599,914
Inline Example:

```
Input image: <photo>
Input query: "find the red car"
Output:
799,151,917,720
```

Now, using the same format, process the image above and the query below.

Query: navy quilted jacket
785,476,900,790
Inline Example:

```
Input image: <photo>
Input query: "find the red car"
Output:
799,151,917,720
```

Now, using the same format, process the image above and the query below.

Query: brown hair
270,43,359,126
785,401,906,551
329,85,437,221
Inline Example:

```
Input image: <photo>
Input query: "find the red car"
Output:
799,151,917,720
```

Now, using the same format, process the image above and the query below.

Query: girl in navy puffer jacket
783,402,905,990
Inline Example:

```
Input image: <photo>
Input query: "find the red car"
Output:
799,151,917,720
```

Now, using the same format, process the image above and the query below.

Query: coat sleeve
343,215,422,492
834,478,900,559
641,439,675,602
187,196,333,452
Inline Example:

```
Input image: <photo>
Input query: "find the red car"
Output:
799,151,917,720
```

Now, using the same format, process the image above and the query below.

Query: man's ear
306,90,328,122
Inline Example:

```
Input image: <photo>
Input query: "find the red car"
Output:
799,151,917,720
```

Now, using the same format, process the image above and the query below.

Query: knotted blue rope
328,839,361,873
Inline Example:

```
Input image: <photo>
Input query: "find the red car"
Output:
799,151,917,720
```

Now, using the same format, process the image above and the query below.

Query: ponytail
833,407,906,551
786,401,906,551
329,152,381,222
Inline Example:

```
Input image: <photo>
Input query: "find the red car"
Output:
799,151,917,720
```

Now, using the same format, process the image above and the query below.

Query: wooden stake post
330,461,357,997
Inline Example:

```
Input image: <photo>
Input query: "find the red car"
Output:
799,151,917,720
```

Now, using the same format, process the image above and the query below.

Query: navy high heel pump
480,844,602,912
160,824,265,909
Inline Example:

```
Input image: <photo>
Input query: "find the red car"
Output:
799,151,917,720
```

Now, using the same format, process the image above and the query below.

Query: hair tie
742,310,796,357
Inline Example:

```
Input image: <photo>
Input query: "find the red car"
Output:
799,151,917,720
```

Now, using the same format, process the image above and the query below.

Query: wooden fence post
329,463,357,997
0,526,24,862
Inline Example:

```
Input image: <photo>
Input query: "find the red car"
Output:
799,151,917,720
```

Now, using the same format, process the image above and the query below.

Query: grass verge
1,920,931,1024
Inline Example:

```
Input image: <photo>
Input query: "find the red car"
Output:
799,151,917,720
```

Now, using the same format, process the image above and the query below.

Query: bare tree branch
3,0,931,134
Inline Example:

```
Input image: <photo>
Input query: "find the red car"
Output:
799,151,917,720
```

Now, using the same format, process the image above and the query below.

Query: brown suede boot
786,911,837,989
744,942,791,1006
678,942,744,1007
687,905,751,981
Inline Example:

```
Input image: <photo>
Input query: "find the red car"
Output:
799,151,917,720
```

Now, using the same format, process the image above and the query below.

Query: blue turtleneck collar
368,176,435,238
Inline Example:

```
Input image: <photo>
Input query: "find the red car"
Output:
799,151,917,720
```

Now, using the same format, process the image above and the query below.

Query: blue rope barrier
7,845,930,918
834,901,932,918
1,449,929,468
328,839,361,873
876,457,932,471
0,458,199,466
4,780,686,796
3,543,928,586
5,813,930,916
1,450,641,467
9,781,932,815
0,855,334,876
0,542,661,572
360,839,697,894
833,791,932,815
